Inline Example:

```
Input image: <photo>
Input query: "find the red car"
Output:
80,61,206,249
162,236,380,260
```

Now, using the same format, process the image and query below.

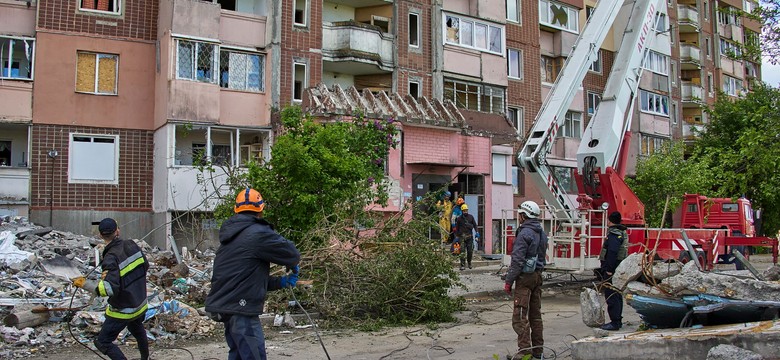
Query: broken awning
406,161,473,168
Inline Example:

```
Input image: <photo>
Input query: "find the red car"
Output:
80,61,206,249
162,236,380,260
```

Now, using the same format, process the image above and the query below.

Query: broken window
220,50,263,92
80,0,121,14
174,125,270,167
408,13,420,47
540,55,562,83
0,141,11,167
294,0,307,27
443,78,505,115
69,134,119,184
76,52,118,95
539,0,579,33
444,13,503,54
1,37,35,80
409,79,420,99
293,62,307,102
176,39,217,84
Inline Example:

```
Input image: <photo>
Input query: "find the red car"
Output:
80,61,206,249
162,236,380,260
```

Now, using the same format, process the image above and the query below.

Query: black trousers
95,314,149,360
603,284,623,325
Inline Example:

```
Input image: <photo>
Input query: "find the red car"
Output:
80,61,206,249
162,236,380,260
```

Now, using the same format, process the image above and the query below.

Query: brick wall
37,0,158,41
505,0,543,133
30,124,153,211
280,0,323,105
403,126,453,164
396,1,433,99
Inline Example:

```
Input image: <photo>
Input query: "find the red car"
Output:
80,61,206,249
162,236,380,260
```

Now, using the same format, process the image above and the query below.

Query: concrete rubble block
706,344,763,360
649,261,682,281
612,253,644,290
761,265,780,281
580,287,605,327
661,261,780,301
625,281,664,297
571,320,780,360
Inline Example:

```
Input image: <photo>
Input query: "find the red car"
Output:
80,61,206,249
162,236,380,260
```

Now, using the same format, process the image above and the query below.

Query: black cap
608,211,622,225
98,218,118,235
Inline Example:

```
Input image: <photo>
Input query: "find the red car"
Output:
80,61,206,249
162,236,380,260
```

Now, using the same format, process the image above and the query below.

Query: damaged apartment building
0,0,761,254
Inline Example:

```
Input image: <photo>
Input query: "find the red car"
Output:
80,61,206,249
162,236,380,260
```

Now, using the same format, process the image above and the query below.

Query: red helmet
235,188,265,213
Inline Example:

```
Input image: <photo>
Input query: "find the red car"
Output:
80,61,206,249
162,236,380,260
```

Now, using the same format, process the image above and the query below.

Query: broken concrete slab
625,281,664,297
571,319,780,360
15,227,53,239
762,265,780,281
580,288,605,327
40,255,82,280
650,261,682,281
706,344,763,360
612,253,643,290
662,261,780,301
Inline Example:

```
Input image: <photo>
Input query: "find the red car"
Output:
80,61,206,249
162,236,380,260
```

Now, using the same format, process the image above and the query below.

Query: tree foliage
626,142,716,228
757,0,780,64
212,105,463,328
690,83,780,235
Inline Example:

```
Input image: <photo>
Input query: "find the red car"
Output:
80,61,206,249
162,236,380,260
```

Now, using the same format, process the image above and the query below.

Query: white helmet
519,200,540,219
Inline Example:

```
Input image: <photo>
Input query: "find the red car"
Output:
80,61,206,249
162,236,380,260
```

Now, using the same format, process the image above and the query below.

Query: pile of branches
266,203,464,330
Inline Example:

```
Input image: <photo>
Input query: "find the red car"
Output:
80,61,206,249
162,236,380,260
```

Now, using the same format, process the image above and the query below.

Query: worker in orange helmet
206,188,301,360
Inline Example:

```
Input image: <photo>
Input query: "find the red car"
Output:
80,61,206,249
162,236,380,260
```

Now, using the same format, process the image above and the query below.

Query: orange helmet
235,188,265,213
456,197,465,205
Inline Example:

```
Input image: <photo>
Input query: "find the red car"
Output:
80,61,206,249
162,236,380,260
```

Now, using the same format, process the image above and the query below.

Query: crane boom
517,0,664,223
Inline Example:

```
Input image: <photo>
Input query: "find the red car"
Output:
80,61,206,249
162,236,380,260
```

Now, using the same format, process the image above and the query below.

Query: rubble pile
0,216,229,358
585,252,780,329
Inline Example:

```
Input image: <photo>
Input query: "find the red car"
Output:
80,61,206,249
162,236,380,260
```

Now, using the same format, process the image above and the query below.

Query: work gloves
504,282,512,295
280,265,300,288
72,276,99,292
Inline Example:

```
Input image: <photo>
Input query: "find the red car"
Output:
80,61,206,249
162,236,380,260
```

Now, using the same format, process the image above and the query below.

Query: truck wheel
679,251,706,267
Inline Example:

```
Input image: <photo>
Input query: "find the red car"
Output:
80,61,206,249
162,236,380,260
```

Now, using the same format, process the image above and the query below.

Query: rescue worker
436,191,453,244
504,201,548,360
597,211,628,331
455,204,478,270
205,188,301,360
72,218,149,360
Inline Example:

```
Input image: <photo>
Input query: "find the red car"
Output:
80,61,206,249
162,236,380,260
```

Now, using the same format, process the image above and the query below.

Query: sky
762,56,780,88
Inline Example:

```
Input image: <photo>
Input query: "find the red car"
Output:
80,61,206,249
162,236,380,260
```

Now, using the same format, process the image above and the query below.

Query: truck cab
680,194,755,236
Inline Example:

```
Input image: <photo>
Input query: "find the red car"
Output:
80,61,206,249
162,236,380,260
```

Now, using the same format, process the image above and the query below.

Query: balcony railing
679,43,701,68
681,81,703,104
677,5,699,33
322,22,395,73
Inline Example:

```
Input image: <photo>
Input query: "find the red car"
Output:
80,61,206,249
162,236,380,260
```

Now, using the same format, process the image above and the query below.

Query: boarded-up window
69,134,119,184
76,52,118,95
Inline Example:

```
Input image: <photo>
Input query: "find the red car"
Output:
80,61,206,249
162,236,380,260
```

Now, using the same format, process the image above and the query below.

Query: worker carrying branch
72,217,150,360
205,188,301,360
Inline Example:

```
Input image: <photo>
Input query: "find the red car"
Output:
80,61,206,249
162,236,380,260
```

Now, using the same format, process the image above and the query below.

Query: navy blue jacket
205,213,300,317
599,224,628,273
505,218,548,285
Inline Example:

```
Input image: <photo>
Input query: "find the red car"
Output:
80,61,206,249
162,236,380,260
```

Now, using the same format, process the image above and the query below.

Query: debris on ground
0,216,256,358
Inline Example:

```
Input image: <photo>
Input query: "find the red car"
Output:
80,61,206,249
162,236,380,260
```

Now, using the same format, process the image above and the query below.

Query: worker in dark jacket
455,204,479,270
72,217,150,360
205,188,301,360
505,201,548,360
597,211,629,331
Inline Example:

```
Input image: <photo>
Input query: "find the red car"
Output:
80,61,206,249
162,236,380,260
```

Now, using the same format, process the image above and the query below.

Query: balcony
0,122,31,217
679,43,701,70
677,5,700,33
681,81,703,106
220,10,267,48
322,21,395,74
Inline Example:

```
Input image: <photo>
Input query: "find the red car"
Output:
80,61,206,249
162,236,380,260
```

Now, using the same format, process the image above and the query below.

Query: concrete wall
32,33,156,130
30,209,154,240
0,0,36,35
219,90,272,126
0,82,33,121
171,0,221,39
220,10,268,48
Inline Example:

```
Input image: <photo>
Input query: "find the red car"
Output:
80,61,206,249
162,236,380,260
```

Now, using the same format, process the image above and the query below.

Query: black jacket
205,213,301,317
599,224,628,273
455,213,477,237
505,218,548,285
95,237,149,320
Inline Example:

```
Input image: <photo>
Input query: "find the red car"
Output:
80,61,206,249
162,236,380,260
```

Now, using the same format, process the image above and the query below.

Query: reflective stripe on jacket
96,238,149,320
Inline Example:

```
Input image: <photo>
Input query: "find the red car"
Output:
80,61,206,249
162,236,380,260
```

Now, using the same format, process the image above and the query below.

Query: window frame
540,55,562,83
409,12,420,48
294,0,308,27
408,79,421,99
68,133,120,184
507,48,524,80
492,153,509,183
587,92,601,116
0,36,35,81
539,0,579,33
219,49,265,93
643,50,669,75
507,106,524,131
292,61,308,102
443,78,505,114
75,51,119,95
723,75,742,96
79,0,122,15
443,13,505,55
639,134,669,156
507,0,521,23
655,12,667,32
589,50,602,73
175,39,218,84
559,111,582,138
639,90,670,116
